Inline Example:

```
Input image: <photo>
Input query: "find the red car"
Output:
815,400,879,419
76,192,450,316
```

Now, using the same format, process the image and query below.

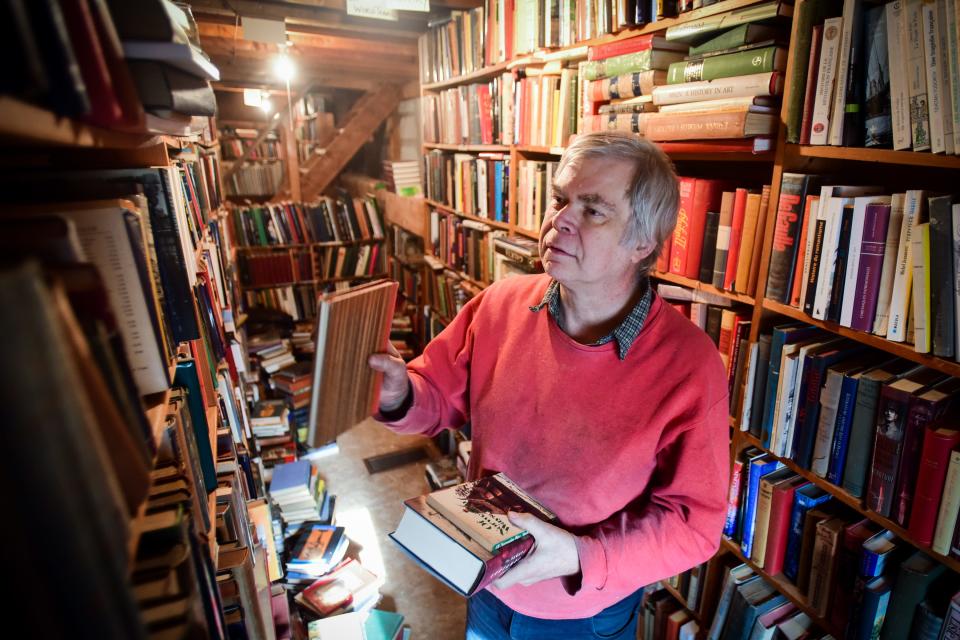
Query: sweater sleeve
373,290,484,437
573,394,730,593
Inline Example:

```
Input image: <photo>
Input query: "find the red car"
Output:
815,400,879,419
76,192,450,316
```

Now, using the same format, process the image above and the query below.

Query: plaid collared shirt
529,277,653,361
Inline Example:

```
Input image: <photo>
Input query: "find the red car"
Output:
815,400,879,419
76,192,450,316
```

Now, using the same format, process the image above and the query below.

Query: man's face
539,155,651,292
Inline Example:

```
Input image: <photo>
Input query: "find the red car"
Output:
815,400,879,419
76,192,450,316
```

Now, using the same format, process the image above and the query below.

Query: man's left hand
492,512,581,589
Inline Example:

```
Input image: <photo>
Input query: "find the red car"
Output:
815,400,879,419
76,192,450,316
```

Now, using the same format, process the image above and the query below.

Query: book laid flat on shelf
294,558,381,618
307,279,398,448
390,473,558,596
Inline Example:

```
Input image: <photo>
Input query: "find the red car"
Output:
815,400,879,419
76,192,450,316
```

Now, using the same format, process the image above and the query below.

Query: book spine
652,71,779,105
910,430,960,545
839,0,868,147
811,370,844,477
789,196,816,307
872,196,904,336
784,493,827,582
850,204,892,331
928,195,955,358
765,174,807,303
582,48,654,80
886,190,922,342
947,0,960,152
940,597,960,640
866,389,912,517
750,476,777,566
670,177,699,277
742,460,779,558
724,455,746,537
810,17,844,145
863,5,893,147
841,377,879,495
666,46,783,84
906,0,932,150
954,204,960,364
922,1,947,153
911,222,932,354
932,450,960,555
808,521,839,616
826,0,858,146
887,1,913,150
475,534,535,593
699,210,721,284
588,34,653,60
786,0,826,143
799,25,824,145
735,193,762,293
763,484,798,575
664,1,784,42
644,111,765,141
724,189,748,291
826,373,861,484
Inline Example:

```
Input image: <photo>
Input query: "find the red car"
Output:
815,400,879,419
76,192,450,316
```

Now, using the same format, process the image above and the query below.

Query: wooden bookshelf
421,60,511,91
661,582,703,623
651,270,756,305
517,144,775,163
761,299,960,378
243,273,389,289
739,432,960,575
720,539,843,638
425,198,512,231
234,238,383,251
424,142,511,153
784,143,960,170
514,226,540,240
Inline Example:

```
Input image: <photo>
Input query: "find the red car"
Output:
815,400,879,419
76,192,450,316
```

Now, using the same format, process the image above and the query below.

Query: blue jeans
465,588,644,640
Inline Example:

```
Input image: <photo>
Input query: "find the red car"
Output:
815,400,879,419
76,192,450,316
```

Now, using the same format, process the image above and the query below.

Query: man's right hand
368,341,411,412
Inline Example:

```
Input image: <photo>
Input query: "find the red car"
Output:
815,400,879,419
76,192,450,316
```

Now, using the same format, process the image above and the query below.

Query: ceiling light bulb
273,53,295,82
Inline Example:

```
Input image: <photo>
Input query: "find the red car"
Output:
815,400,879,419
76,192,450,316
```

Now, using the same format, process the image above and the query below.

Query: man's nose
552,204,576,233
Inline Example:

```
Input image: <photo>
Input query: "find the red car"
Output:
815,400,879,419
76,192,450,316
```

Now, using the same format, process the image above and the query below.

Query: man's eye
586,208,602,217
551,196,565,207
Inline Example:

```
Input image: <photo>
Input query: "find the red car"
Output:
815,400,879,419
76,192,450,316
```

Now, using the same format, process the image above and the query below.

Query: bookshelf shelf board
719,538,843,638
421,60,511,91
517,145,565,156
761,299,960,378
739,432,960,575
652,270,756,305
0,96,176,149
423,142,512,153
661,583,702,622
514,226,540,240
425,199,512,231
785,144,960,170
234,239,383,250
516,144,773,163
243,273,389,289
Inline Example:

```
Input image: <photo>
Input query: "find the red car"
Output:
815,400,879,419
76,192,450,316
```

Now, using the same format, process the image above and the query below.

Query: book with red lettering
765,173,821,303
390,474,558,597
671,178,726,279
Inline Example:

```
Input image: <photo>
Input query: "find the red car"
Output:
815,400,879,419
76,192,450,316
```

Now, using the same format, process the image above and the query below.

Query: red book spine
656,235,672,273
477,84,494,145
684,178,725,279
669,177,697,277
724,188,749,290
799,25,824,145
588,34,654,61
764,482,804,575
893,396,951,526
476,535,535,593
788,196,817,308
909,427,960,544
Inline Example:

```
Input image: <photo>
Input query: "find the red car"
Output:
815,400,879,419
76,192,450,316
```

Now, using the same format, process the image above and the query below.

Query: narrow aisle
314,417,467,639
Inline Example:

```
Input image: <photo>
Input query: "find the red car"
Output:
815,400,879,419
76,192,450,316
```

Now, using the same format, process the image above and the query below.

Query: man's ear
631,241,656,265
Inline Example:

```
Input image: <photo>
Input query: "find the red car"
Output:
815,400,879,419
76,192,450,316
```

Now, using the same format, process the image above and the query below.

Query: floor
313,417,467,640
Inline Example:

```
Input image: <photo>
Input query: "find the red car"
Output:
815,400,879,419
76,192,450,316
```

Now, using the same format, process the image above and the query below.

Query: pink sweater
380,274,730,618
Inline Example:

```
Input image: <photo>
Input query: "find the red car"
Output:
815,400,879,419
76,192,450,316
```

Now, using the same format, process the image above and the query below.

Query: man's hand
368,341,410,412
492,512,581,589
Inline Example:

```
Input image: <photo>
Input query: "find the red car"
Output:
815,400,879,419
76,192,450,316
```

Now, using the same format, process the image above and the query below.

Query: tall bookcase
415,0,960,636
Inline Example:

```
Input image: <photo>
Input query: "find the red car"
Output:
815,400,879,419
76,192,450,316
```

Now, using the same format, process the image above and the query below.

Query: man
369,132,729,639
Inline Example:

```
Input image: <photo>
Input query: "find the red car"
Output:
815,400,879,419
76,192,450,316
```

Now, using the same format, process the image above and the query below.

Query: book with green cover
784,0,836,143
688,23,785,57
664,0,794,43
667,46,787,84
582,49,685,81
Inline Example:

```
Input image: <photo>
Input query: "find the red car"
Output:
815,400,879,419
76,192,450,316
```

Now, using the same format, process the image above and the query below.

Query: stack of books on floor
307,608,408,640
270,460,326,526
284,524,350,585
580,1,791,153
291,324,316,356
272,361,313,442
424,457,461,490
252,338,297,374
384,160,423,197
251,399,291,439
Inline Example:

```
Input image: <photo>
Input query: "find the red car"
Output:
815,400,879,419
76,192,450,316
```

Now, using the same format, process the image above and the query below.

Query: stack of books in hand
390,473,557,596
295,557,382,618
269,460,324,525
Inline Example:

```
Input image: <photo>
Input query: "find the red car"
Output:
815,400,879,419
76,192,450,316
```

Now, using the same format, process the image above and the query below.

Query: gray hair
556,132,679,276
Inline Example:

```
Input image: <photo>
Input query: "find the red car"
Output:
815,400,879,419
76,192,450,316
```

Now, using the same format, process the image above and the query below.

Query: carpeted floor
312,417,467,639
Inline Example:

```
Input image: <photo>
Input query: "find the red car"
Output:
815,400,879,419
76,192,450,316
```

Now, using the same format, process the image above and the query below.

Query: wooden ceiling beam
205,48,418,79
187,0,427,39
198,21,418,57
214,62,398,92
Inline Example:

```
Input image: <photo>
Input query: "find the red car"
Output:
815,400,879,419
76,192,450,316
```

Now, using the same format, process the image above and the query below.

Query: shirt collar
529,278,653,360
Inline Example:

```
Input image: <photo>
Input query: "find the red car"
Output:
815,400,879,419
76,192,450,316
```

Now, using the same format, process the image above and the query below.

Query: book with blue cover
760,324,824,448
783,483,832,582
270,459,312,497
741,455,783,558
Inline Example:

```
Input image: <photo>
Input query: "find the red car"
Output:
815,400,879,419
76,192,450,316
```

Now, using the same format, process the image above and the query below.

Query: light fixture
260,96,273,113
273,50,295,83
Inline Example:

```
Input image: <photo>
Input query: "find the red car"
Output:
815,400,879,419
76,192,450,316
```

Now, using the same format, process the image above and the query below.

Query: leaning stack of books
252,339,296,374
294,557,382,621
284,524,350,585
384,160,423,197
272,362,313,441
291,324,316,356
251,399,290,439
269,460,325,526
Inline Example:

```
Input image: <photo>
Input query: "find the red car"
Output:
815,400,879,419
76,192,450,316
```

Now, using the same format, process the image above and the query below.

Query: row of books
662,181,771,296
237,244,386,288
790,0,960,154
657,285,752,417
221,134,282,161
11,0,218,134
422,79,504,146
578,4,791,145
640,584,701,640
429,210,500,284
230,196,386,247
422,255,484,322
725,447,960,640
516,158,556,232
225,161,284,198
423,151,510,224
416,0,767,86
243,285,320,323
766,176,960,361
740,326,960,549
